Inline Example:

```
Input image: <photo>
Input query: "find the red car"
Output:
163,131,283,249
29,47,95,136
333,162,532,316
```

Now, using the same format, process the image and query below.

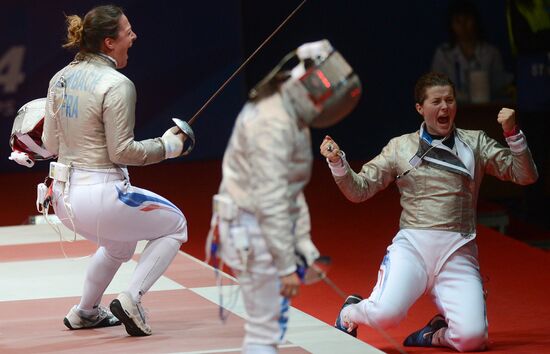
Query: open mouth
437,116,450,124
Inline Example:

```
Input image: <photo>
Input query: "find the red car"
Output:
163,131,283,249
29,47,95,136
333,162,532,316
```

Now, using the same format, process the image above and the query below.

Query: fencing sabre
304,256,409,354
172,0,309,155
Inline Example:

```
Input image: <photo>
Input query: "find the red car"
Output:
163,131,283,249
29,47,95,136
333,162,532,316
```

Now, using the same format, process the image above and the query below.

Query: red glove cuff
503,125,519,138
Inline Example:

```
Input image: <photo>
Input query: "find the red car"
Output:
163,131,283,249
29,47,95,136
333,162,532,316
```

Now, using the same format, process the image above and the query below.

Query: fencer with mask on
205,39,361,354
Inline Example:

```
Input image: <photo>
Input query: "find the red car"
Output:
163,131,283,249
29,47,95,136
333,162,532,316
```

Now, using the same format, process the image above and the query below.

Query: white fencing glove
9,150,35,167
161,126,186,159
296,238,320,267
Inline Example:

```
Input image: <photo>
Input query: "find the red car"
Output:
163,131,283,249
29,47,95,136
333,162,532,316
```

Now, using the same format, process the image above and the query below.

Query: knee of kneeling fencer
366,303,407,329
448,324,488,352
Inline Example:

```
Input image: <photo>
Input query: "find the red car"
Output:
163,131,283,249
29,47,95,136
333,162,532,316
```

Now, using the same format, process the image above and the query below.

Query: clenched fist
497,108,516,134
320,135,342,163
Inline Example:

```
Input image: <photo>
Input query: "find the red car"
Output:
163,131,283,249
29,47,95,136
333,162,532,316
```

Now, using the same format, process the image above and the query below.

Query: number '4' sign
0,46,25,94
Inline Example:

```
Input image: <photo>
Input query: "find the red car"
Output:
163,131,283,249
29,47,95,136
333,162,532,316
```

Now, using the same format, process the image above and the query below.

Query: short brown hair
414,72,456,104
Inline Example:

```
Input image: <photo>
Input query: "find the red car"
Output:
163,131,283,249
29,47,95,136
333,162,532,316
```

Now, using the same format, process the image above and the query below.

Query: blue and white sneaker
403,314,448,347
334,294,363,337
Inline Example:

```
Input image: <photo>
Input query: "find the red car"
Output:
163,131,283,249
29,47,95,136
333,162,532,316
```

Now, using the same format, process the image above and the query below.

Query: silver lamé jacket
218,93,317,275
43,53,166,168
334,128,538,234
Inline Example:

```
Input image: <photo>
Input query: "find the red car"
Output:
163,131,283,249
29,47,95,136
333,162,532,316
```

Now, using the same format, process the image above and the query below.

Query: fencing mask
9,98,55,167
250,39,362,128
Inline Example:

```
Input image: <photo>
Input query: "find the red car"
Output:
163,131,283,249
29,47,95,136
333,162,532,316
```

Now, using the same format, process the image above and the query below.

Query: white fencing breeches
52,169,187,308
219,211,290,352
343,231,487,352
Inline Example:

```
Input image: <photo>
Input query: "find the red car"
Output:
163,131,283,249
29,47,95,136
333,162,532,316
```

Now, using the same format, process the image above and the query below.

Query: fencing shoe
334,294,363,337
403,314,448,347
63,305,121,330
109,292,152,336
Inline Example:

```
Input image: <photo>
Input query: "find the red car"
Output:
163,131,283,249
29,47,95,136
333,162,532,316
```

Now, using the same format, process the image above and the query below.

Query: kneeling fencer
322,72,538,352
207,40,361,354
34,5,187,336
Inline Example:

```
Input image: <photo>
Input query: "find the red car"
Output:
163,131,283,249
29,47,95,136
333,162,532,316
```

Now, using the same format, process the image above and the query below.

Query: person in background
42,4,188,337
325,72,537,352
432,0,513,103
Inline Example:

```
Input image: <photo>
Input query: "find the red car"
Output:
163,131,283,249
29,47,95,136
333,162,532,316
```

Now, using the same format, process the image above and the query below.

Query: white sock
78,247,121,312
127,237,181,302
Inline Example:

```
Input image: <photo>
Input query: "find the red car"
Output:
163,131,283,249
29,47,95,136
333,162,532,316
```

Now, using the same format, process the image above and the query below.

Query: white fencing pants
52,168,187,309
219,211,290,353
343,232,487,352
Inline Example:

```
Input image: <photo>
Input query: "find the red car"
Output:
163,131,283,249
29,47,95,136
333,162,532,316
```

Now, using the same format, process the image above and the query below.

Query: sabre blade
171,1,308,156
187,0,308,126
310,264,409,354
307,263,348,299
319,274,348,299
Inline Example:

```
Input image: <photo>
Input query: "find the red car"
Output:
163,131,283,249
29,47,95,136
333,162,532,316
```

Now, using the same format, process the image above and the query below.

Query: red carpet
3,159,550,353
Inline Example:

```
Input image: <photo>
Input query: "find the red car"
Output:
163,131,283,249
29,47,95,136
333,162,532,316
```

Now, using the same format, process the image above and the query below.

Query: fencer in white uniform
323,72,538,352
207,40,361,354
40,5,188,336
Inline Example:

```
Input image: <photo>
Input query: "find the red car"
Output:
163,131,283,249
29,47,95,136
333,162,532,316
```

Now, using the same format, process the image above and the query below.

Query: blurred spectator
507,0,550,54
432,0,513,103
507,0,550,226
